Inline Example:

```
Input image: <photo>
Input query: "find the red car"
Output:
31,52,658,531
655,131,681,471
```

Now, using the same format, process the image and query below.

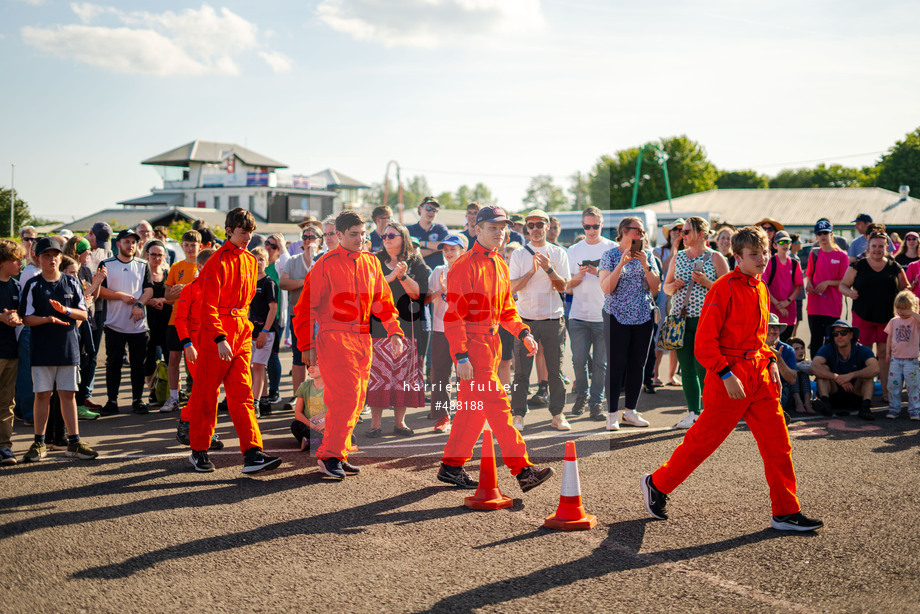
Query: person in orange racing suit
436,205,554,494
642,226,823,532
293,210,404,480
187,208,281,475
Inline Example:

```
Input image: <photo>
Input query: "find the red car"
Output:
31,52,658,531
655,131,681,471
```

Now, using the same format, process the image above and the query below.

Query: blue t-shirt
369,230,384,253
408,222,450,269
776,340,796,371
599,247,659,325
816,341,875,375
0,278,19,359
22,274,86,367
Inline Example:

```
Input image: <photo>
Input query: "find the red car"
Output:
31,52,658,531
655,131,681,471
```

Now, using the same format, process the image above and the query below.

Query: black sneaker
571,395,588,416
341,461,360,475
189,450,215,472
517,466,554,493
148,392,160,407
527,390,549,408
770,512,824,531
858,408,875,421
317,457,346,480
812,398,833,416
218,398,228,412
643,382,657,394
242,448,281,474
99,401,120,416
642,473,668,520
176,419,190,445
209,434,224,451
589,402,607,421
132,400,148,415
259,399,273,416
267,392,281,404
437,463,478,489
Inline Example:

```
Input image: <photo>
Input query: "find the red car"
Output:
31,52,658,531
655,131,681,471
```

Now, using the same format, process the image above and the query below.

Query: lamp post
382,160,404,224
629,144,673,213
9,164,14,237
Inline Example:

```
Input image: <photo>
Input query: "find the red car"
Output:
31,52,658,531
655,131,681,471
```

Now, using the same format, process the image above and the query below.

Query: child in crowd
21,237,97,463
248,246,278,418
884,290,920,420
289,362,358,458
0,240,25,465
163,230,202,413
787,337,814,414
643,226,822,532
764,230,803,343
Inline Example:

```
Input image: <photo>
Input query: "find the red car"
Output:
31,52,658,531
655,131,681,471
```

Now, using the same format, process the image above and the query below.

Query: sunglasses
907,237,919,241
264,242,277,249
423,205,438,213
302,235,316,241
21,236,36,242
381,233,400,240
582,224,600,230
776,239,791,245
832,331,851,338
816,231,831,236
527,222,545,230
762,225,775,232
681,229,693,235
324,232,336,238
147,251,165,258
625,226,645,234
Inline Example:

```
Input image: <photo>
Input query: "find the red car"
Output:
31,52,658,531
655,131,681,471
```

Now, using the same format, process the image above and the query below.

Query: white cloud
259,50,293,73
21,3,291,76
317,0,545,48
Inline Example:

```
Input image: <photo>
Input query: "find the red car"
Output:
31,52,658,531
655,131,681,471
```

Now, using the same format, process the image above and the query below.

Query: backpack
153,360,170,404
766,254,801,289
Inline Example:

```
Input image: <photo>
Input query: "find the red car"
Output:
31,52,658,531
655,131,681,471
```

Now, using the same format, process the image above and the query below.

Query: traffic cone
465,429,513,510
544,440,597,530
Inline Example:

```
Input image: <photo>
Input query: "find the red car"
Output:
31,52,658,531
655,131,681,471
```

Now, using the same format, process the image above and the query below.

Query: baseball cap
814,219,833,234
419,196,440,209
476,205,512,225
852,213,873,223
91,221,113,243
116,228,140,242
773,230,791,243
524,209,550,223
510,213,525,224
75,238,91,255
35,237,62,256
437,235,464,249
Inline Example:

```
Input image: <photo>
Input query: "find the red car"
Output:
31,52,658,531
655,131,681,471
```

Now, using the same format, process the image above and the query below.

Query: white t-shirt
428,264,450,333
101,256,151,334
567,237,615,322
509,242,571,320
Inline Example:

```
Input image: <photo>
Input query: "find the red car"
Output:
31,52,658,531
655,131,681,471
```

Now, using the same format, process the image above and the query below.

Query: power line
401,167,535,179
751,150,886,169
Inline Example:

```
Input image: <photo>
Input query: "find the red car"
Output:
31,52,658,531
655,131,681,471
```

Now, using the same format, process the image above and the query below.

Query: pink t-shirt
764,255,804,326
805,248,849,317
906,260,920,299
884,316,920,359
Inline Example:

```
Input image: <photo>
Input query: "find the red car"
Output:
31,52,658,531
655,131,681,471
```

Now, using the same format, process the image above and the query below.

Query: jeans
568,318,606,404
888,357,920,412
105,328,149,403
604,312,654,413
77,315,104,405
267,352,281,397
511,318,566,416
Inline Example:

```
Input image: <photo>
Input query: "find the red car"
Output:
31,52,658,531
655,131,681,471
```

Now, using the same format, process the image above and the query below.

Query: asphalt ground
2,342,919,613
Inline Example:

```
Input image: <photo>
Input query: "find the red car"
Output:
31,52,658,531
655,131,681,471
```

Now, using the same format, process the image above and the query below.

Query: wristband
458,358,470,364
262,329,270,333
545,267,555,276
721,371,734,380
184,342,193,349
66,308,71,316
399,275,408,281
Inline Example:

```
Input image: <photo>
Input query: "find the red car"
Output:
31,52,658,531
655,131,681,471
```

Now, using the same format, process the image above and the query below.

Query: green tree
523,175,566,211
716,170,769,189
436,191,459,209
588,135,719,209
0,186,32,236
874,127,920,192
768,164,866,188
568,171,591,210
454,183,496,208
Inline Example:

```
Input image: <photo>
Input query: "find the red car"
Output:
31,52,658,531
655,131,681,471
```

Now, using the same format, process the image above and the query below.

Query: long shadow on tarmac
421,520,796,613
70,486,458,580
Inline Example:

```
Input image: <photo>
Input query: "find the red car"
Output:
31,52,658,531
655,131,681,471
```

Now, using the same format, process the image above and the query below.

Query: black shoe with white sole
318,457,346,480
770,512,824,531
242,448,281,474
436,463,478,489
341,461,360,475
516,466,554,493
642,473,668,520
190,450,215,472
176,419,190,445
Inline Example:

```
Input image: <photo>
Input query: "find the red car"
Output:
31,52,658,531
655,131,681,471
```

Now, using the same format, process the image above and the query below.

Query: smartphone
580,259,600,268
630,239,642,253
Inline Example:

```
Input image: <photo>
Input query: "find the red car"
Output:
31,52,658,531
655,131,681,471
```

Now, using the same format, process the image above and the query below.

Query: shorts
32,365,79,393
166,325,183,352
852,312,888,346
829,387,863,410
251,332,276,366
499,326,515,362
290,315,303,367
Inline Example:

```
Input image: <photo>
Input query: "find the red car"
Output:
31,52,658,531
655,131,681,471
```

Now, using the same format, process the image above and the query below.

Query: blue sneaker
0,447,16,465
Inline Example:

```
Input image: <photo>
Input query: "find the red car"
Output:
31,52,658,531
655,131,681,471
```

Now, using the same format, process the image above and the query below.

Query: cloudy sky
2,0,918,221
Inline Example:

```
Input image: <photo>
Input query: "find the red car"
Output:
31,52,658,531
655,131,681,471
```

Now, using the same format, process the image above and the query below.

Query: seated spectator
765,314,797,419
787,337,814,414
810,320,879,420
288,362,359,457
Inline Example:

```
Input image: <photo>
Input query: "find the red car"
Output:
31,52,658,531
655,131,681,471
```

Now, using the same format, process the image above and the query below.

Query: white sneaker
551,414,571,431
622,410,650,427
160,397,180,413
675,411,697,429
606,414,620,431
512,415,524,432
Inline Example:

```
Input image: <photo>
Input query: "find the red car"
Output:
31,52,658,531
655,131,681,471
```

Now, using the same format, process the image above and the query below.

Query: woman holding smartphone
599,217,660,431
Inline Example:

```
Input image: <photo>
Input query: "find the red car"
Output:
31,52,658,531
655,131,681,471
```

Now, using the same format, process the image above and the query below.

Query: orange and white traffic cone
544,440,597,530
465,429,513,510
